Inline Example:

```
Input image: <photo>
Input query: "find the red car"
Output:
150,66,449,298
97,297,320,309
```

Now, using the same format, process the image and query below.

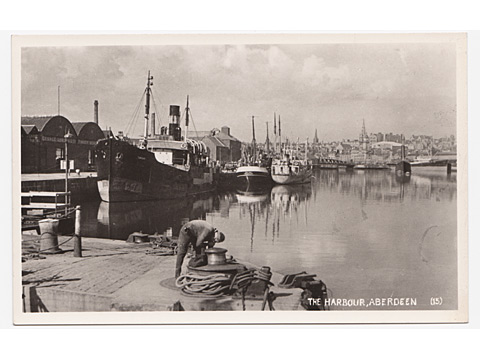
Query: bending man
175,219,225,278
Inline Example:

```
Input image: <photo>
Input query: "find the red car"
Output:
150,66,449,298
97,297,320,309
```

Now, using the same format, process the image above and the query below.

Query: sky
21,43,457,143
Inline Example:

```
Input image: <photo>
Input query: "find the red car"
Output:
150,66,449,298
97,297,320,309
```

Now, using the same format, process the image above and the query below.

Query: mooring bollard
38,218,62,254
73,205,82,257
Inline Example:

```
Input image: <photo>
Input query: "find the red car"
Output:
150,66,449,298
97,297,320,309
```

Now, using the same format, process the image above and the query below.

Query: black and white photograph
12,33,468,324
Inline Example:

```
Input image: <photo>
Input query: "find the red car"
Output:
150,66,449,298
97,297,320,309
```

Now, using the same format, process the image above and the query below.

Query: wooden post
73,205,82,257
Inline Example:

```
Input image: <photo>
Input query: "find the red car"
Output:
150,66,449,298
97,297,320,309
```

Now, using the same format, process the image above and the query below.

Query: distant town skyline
21,43,457,142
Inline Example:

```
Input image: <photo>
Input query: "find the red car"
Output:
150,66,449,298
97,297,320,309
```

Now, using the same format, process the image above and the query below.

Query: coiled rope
175,267,273,298
175,273,232,297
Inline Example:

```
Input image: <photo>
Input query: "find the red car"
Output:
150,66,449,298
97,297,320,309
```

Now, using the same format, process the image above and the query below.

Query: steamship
95,72,215,202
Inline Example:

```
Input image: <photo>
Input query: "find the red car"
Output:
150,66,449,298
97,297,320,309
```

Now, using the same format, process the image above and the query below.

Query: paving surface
21,235,303,312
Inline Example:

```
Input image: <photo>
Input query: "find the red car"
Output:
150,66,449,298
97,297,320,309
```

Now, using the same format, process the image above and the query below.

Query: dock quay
21,172,99,200
21,235,304,312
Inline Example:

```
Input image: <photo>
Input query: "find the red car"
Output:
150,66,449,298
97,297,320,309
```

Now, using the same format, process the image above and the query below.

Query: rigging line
188,108,199,138
125,94,142,136
125,89,147,136
150,88,163,128
130,89,147,136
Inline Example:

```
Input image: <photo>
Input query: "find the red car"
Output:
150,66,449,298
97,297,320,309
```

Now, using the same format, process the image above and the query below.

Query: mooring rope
175,267,273,299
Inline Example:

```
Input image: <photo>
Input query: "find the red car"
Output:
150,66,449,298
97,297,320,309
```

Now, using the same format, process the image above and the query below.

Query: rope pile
175,273,232,297
175,267,273,298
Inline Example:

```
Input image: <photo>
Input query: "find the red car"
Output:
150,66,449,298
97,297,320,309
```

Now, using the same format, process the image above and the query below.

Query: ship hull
95,139,215,202
271,172,312,185
271,161,312,185
395,160,412,176
235,166,272,187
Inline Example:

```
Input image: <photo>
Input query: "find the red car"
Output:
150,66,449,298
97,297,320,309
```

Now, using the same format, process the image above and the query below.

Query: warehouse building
21,115,105,173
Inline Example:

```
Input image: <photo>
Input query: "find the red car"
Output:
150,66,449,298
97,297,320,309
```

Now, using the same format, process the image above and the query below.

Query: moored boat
395,160,412,176
271,157,312,185
235,115,272,188
95,72,215,202
395,142,411,176
236,165,272,187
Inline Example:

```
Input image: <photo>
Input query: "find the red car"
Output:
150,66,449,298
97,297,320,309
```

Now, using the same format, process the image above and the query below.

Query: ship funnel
94,100,99,125
169,105,180,118
169,105,182,141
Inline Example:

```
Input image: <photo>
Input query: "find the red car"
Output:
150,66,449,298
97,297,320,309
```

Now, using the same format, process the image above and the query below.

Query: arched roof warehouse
21,115,106,173
21,115,78,138
72,122,105,141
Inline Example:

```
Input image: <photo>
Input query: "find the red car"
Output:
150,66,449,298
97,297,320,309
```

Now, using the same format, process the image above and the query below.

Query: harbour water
79,168,457,310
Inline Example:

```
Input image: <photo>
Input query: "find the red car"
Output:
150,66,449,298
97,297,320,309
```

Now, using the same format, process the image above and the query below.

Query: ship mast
305,137,309,161
278,115,282,156
251,115,257,163
185,95,189,141
273,112,277,154
296,137,299,159
143,71,154,147
265,121,270,155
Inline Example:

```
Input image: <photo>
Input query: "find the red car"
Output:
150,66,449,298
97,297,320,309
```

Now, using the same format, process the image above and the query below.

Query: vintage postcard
12,33,468,324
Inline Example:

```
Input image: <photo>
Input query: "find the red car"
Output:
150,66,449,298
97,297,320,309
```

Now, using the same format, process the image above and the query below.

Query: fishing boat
271,158,312,185
95,72,215,202
271,136,312,185
235,116,272,188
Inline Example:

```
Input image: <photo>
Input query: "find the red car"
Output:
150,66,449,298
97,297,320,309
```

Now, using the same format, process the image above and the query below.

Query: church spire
360,118,369,150
313,128,319,144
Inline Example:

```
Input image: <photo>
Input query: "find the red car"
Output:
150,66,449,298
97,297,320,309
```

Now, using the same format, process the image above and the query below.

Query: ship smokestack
169,105,182,141
94,100,99,125
151,113,155,136
169,105,180,122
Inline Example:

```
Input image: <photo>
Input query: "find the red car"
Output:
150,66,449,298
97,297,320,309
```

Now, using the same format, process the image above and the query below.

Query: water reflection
81,196,215,240
79,167,457,310
81,169,456,240
313,169,456,204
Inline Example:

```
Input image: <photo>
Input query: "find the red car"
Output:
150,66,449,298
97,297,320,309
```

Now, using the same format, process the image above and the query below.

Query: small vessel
272,137,312,185
395,138,411,176
95,71,215,202
271,156,312,185
236,165,271,186
235,116,272,187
